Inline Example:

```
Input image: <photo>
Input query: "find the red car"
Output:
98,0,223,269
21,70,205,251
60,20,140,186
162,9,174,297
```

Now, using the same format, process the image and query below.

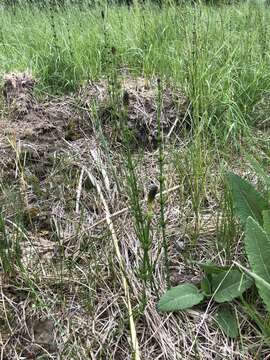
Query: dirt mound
80,76,190,148
0,73,190,182
0,73,91,180
3,72,36,117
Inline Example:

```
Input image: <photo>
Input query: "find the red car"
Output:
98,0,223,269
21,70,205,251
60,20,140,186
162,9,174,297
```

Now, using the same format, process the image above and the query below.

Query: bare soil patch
0,73,190,182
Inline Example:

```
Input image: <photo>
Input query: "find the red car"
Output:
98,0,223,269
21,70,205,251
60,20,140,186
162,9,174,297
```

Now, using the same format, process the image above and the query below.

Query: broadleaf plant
214,305,239,339
157,284,204,312
262,210,270,235
246,153,270,191
157,266,252,338
227,161,270,342
158,158,270,341
245,217,270,312
227,172,268,226
212,269,253,303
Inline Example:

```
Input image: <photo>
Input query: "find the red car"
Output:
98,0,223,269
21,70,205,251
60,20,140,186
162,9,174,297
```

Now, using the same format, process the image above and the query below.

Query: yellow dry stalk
7,135,28,205
84,168,140,360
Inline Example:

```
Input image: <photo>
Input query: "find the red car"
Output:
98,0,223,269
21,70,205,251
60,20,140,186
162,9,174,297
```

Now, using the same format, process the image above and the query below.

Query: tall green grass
0,1,269,142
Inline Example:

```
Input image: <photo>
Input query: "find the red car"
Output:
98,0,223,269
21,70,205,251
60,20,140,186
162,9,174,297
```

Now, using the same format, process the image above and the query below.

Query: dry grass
0,74,269,360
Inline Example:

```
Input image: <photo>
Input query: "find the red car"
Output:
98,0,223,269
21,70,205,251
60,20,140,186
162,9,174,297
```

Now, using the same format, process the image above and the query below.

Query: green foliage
227,172,268,226
159,155,270,338
216,178,239,255
198,261,231,274
228,162,270,342
41,46,77,92
214,305,239,339
0,2,270,141
157,284,204,312
0,204,22,273
4,0,270,349
199,261,236,297
263,210,270,235
245,217,270,312
200,275,212,296
157,266,252,327
211,269,253,303
0,211,12,272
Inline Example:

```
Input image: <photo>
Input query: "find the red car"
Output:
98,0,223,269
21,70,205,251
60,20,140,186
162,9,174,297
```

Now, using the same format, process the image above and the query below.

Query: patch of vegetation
1,1,270,359
158,159,270,344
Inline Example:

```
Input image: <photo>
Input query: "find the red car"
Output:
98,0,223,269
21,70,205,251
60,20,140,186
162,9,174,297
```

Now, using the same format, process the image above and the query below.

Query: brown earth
0,73,190,181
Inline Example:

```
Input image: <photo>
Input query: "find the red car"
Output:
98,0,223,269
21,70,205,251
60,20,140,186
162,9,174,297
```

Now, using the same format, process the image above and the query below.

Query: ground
0,72,268,360
1,2,270,359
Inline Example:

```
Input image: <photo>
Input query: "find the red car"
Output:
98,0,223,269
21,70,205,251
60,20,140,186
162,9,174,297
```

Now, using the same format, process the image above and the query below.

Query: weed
156,78,170,288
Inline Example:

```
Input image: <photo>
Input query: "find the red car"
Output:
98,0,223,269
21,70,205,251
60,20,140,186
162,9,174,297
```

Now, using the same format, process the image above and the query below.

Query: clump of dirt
0,72,91,181
80,76,190,148
3,72,36,117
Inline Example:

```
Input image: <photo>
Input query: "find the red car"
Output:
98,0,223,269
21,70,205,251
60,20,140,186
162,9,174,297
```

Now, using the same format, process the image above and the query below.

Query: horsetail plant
118,86,157,310
156,78,170,288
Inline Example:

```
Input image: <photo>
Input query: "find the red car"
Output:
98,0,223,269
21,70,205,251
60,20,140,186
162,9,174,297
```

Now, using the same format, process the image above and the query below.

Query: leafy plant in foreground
158,157,270,340
157,263,253,338
227,167,270,342
227,170,270,312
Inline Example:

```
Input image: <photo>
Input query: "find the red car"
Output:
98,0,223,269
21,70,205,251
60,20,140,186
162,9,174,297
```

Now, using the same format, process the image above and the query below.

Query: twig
167,102,192,140
76,168,84,214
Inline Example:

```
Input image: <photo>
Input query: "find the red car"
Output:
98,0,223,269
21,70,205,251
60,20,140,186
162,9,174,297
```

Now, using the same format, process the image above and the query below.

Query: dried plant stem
7,137,27,204
84,168,140,360
75,168,84,214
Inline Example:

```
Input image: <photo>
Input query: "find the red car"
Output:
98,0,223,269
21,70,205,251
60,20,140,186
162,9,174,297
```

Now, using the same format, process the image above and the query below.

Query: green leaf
198,261,232,275
200,275,212,296
212,269,253,303
263,210,270,235
235,263,270,292
227,172,268,226
245,217,270,312
215,305,239,339
157,284,204,312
